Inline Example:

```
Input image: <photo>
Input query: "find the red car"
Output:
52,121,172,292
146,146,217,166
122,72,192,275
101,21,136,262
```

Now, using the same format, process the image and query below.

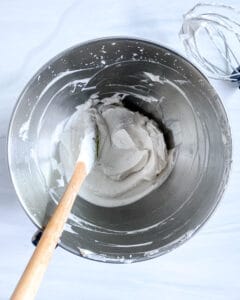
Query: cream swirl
59,94,174,207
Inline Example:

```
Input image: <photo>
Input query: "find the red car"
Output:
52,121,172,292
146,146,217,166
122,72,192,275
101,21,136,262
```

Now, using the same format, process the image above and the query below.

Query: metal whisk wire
179,3,240,84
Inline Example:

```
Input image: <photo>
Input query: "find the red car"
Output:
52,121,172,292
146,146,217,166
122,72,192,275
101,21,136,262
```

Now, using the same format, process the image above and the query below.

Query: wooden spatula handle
11,161,87,300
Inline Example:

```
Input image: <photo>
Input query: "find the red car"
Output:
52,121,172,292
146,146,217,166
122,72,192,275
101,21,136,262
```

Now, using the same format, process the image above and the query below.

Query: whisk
179,3,240,87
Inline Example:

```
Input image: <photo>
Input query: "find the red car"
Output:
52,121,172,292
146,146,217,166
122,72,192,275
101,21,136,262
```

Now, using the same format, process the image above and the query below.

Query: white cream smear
59,94,174,207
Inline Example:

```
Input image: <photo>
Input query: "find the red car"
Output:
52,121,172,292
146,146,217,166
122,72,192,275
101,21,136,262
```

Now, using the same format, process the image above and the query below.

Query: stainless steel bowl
8,37,232,263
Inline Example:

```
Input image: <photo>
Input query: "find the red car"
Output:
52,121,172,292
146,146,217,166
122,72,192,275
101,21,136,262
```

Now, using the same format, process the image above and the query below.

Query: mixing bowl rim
7,36,232,262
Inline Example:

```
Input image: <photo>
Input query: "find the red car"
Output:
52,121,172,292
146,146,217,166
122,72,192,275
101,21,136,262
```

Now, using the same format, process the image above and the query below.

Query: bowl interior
8,38,231,263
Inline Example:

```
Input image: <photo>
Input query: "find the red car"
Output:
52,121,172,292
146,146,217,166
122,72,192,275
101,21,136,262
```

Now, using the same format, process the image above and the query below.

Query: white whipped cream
58,94,174,207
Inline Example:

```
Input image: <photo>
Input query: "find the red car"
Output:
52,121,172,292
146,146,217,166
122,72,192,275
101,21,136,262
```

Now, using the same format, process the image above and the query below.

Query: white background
0,0,240,299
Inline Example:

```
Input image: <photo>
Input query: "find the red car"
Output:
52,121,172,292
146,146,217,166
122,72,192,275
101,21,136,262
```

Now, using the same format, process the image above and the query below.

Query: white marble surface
0,0,240,299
